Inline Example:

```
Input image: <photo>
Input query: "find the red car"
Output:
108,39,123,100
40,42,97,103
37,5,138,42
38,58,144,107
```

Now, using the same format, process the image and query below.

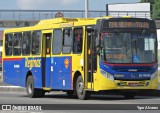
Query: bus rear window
32,31,41,55
22,32,31,55
13,33,22,56
5,34,13,56
53,29,63,54
73,28,83,53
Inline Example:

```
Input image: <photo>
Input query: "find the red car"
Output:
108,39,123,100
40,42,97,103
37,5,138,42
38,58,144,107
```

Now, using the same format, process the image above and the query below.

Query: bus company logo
114,74,124,78
131,74,136,78
25,58,41,70
64,58,69,69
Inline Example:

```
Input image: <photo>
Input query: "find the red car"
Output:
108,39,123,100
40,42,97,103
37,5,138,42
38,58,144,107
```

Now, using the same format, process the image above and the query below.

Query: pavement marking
0,86,23,88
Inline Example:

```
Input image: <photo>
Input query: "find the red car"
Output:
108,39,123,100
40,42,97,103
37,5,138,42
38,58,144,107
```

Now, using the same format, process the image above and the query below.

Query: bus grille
117,81,147,87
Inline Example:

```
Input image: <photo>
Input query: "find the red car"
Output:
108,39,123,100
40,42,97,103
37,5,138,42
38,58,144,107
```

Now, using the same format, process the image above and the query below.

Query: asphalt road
0,92,160,113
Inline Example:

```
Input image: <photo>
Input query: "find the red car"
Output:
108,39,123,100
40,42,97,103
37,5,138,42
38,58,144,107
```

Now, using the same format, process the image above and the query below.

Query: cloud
61,0,80,5
16,0,80,10
17,0,46,9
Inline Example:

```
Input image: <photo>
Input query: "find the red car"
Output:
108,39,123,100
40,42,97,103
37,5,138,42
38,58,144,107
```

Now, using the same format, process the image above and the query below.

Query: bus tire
123,93,135,99
76,76,91,100
26,76,45,98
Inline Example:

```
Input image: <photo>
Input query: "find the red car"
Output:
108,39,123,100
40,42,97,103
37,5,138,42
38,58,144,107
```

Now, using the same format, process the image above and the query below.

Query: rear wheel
76,76,91,100
26,76,45,98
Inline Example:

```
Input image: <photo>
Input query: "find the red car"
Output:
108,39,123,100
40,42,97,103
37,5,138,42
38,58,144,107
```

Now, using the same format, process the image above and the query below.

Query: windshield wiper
133,29,146,55
140,29,146,38
134,40,138,55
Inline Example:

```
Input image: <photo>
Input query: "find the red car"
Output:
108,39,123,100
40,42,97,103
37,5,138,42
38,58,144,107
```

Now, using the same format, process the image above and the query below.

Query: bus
3,17,158,100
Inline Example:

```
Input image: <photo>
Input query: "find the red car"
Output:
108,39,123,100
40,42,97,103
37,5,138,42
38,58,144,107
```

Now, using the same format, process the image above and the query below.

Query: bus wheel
76,76,90,100
26,76,45,98
123,93,135,99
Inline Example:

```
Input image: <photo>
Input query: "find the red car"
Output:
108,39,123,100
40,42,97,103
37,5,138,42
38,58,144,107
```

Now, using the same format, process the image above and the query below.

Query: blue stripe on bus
99,61,157,80
3,56,72,90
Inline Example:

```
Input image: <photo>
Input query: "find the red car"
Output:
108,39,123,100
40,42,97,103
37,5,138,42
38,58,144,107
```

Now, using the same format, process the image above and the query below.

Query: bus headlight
100,69,114,81
150,71,158,80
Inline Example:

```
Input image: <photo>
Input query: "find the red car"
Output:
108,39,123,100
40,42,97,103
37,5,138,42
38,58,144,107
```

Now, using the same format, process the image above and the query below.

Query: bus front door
42,33,52,88
84,28,97,90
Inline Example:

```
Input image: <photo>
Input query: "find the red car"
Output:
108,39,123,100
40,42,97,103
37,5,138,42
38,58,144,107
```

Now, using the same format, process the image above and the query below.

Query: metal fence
0,10,105,20
107,11,151,19
0,10,151,21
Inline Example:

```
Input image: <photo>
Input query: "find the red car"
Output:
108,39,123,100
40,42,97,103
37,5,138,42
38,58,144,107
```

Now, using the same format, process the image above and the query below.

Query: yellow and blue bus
3,17,158,100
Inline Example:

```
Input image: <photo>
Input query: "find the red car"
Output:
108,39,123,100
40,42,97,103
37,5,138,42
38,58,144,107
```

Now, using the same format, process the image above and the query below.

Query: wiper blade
140,29,146,38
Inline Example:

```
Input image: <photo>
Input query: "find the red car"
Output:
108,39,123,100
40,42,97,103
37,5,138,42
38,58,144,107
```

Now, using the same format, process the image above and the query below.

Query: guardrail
107,11,151,19
0,10,151,21
0,10,154,28
0,10,106,20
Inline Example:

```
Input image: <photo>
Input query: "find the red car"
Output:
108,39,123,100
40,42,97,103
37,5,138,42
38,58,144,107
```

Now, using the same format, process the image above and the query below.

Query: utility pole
85,0,89,18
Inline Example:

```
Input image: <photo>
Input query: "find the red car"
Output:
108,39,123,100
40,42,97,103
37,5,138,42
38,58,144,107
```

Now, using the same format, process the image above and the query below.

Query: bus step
85,89,94,91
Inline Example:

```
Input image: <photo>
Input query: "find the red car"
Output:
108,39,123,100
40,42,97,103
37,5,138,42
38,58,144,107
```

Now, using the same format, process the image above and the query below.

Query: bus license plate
128,83,138,86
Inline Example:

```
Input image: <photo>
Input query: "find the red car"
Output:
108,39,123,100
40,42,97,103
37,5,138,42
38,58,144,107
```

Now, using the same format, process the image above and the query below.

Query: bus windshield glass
102,32,156,63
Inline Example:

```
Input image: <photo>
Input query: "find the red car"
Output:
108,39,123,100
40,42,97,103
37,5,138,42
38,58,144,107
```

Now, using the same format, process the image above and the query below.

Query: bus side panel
3,58,43,88
18,58,28,87
3,58,22,86
45,57,51,88
31,67,42,88
51,56,72,90
25,57,42,89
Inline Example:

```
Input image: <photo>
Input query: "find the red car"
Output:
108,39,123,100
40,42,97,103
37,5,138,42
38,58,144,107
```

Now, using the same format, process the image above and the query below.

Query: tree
140,0,154,4
152,0,160,19
141,0,160,19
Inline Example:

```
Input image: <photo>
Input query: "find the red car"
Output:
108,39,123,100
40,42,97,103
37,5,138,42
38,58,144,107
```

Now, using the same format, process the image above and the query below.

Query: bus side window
53,29,63,54
5,34,13,56
22,32,31,55
62,29,72,54
13,33,22,56
32,31,41,55
73,28,83,54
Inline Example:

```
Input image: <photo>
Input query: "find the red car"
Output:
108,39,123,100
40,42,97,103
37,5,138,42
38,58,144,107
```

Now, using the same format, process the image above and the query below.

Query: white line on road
0,86,24,88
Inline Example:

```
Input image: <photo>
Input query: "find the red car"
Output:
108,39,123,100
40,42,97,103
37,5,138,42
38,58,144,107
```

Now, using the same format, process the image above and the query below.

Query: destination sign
103,21,150,29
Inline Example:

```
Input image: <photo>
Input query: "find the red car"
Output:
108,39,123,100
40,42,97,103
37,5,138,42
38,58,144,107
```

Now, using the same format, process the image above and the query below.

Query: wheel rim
78,81,84,95
28,82,32,94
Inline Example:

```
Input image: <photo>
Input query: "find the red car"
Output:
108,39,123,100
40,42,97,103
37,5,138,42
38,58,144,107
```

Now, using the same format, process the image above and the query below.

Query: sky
0,0,140,10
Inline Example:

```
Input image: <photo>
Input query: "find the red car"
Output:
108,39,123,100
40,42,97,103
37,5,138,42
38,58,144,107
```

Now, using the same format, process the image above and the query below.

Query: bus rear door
42,33,52,88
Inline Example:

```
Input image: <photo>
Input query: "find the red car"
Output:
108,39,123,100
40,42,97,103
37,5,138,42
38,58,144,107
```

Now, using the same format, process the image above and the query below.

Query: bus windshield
102,32,156,63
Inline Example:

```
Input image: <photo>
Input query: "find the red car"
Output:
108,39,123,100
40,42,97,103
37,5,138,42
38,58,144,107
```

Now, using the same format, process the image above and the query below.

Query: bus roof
4,16,113,33
4,16,153,33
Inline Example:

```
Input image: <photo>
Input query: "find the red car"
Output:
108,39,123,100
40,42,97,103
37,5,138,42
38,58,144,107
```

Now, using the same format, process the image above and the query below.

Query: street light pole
85,0,89,18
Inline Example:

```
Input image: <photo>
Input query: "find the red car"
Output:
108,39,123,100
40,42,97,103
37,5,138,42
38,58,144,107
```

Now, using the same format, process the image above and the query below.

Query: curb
0,86,160,97
0,85,160,95
0,86,26,92
0,82,160,94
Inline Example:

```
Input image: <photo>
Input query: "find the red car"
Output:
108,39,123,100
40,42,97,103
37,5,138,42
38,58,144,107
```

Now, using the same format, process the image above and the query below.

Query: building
106,3,151,19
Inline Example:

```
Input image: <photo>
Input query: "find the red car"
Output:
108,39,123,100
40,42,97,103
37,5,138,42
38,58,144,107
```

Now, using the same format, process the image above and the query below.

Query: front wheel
26,76,45,98
76,76,91,100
